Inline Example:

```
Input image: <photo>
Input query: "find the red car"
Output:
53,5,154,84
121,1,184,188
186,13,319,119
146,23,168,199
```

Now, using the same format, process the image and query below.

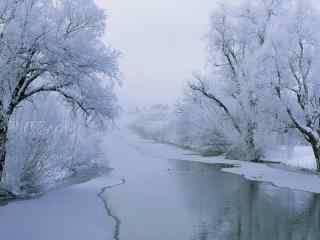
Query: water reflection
172,161,320,240
102,160,320,240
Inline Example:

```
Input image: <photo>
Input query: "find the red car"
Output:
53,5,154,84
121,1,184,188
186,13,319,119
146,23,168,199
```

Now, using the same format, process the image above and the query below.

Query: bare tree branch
189,76,242,135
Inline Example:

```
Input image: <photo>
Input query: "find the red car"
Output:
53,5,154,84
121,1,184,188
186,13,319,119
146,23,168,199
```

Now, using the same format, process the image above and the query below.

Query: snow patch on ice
0,176,122,240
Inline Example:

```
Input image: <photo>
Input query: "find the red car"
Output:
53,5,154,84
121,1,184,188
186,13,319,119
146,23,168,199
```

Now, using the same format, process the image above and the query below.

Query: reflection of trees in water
232,183,320,240
192,182,320,240
299,195,320,239
171,161,320,240
191,221,210,240
223,184,320,240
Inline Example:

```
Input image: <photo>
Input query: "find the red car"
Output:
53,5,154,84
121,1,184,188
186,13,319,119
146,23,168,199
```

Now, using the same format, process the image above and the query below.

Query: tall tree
0,0,119,181
192,0,320,169
190,0,283,161
266,1,320,170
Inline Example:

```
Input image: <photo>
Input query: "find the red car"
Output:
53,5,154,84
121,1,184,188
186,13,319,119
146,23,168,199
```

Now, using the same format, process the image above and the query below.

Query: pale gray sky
96,0,217,108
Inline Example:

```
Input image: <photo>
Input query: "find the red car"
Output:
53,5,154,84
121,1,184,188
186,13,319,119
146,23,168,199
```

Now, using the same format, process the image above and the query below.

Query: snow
222,162,320,193
265,146,317,170
1,116,320,239
0,176,122,240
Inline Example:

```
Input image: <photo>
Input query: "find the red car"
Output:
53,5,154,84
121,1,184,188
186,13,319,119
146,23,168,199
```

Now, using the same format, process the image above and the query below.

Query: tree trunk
0,125,8,182
245,121,260,162
311,142,320,171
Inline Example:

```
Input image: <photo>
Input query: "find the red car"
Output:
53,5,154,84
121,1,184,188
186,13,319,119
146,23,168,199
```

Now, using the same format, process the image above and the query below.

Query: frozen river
0,122,319,240
100,125,320,240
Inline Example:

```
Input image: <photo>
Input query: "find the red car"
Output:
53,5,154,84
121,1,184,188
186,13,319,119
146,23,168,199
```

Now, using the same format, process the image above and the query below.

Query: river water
101,159,320,240
1,125,319,240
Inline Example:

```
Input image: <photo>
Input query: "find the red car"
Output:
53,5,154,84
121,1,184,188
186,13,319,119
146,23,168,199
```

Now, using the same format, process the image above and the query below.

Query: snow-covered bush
129,103,232,154
4,97,108,194
129,105,178,144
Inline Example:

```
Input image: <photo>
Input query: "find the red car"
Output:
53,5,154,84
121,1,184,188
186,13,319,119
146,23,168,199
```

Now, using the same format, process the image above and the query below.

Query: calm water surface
102,159,320,240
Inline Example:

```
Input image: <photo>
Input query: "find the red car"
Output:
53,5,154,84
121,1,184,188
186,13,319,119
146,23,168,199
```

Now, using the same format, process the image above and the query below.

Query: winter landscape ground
1,116,320,239
1,0,320,239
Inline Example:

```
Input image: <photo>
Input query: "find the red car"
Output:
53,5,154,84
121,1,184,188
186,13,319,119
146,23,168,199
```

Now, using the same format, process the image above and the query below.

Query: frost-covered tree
188,0,320,169
0,0,119,181
174,88,233,155
265,1,320,170
189,0,284,161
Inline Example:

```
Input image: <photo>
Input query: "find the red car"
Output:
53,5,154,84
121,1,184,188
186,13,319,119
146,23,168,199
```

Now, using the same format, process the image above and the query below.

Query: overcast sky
96,0,217,108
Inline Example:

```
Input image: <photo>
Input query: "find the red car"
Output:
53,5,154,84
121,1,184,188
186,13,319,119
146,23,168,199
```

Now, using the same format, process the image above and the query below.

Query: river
0,124,319,240
100,127,320,240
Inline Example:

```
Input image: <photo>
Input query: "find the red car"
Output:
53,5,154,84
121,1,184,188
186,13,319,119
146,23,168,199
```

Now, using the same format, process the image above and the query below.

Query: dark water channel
101,160,320,240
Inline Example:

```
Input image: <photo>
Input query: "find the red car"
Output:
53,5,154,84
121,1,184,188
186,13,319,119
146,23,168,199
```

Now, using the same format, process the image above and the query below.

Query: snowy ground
1,116,320,239
0,176,122,240
265,145,317,169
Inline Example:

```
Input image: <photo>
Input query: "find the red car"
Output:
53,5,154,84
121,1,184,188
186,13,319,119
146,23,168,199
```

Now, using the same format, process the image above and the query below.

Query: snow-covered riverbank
1,118,320,239
185,155,320,194
127,113,320,194
120,118,320,194
139,139,320,194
